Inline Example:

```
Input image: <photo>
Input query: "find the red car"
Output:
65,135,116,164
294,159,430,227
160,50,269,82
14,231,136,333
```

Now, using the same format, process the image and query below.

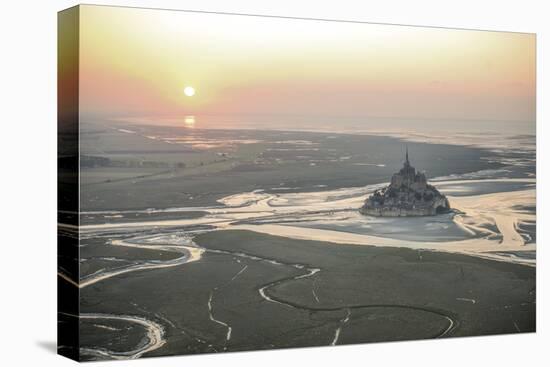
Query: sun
184,86,195,97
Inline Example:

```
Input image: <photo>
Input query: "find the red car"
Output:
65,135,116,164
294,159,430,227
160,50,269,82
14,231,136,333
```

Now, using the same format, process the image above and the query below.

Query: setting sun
184,86,195,97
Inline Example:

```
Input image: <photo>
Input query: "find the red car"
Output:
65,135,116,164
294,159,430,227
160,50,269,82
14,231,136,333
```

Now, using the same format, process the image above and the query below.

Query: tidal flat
60,125,536,360
76,230,534,360
78,124,508,211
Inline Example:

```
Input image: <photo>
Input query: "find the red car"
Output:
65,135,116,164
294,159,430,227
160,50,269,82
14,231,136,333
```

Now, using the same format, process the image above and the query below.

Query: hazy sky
77,5,535,130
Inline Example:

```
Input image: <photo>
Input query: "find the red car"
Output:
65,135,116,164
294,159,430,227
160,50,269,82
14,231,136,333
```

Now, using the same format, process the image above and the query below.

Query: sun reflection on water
184,115,196,128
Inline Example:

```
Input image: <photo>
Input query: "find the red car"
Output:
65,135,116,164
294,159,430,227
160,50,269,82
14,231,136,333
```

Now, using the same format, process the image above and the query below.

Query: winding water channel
60,175,534,359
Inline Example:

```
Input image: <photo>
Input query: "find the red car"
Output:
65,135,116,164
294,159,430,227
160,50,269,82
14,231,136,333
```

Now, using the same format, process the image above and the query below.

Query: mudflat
77,229,534,360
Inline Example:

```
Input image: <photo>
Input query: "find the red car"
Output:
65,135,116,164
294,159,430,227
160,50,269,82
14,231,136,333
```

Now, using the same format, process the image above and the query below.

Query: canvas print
58,5,536,362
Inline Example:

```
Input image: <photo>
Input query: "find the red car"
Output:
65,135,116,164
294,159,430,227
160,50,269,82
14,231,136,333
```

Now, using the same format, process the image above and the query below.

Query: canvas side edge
57,5,81,362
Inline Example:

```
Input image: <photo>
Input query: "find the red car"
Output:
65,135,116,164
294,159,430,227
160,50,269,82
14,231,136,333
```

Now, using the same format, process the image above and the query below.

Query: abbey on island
361,148,450,217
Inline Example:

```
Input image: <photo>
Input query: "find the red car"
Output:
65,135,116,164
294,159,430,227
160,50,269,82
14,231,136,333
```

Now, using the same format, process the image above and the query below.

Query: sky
76,5,536,132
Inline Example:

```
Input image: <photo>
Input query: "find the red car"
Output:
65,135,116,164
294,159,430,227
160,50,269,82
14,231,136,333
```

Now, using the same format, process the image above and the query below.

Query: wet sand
74,230,534,360
78,178,536,265
61,129,536,360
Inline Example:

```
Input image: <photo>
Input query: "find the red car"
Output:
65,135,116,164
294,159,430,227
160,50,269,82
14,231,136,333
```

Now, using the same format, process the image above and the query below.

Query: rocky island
361,148,450,217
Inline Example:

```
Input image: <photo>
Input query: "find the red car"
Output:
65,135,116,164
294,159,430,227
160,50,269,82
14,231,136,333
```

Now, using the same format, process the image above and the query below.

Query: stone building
360,148,450,217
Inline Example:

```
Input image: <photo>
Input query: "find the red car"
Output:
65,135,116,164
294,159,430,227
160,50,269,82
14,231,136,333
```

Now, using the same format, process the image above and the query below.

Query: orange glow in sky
78,6,536,129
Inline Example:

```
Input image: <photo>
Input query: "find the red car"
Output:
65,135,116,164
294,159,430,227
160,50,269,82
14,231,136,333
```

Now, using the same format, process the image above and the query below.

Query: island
360,148,450,217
